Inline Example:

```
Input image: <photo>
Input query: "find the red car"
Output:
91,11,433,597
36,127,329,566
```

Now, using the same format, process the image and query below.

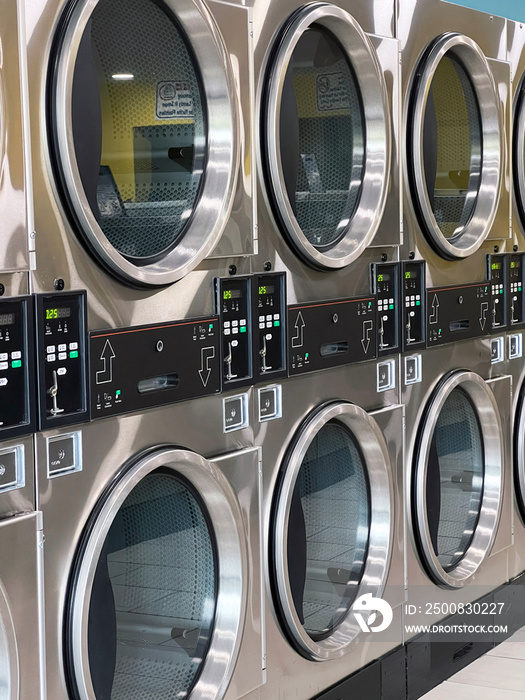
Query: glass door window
272,403,392,660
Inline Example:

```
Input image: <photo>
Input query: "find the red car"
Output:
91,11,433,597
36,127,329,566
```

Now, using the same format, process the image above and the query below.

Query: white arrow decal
361,320,373,354
199,347,215,387
96,339,115,384
292,312,305,348
479,301,489,330
429,294,439,325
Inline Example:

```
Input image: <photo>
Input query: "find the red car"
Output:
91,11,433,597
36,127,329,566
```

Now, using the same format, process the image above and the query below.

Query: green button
501,289,504,294
389,304,394,310
70,351,79,359
274,320,280,327
416,300,421,306
11,360,21,369
240,326,247,333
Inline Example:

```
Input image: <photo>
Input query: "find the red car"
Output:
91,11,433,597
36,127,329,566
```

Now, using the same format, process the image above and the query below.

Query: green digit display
405,271,411,279
223,290,232,300
377,274,384,283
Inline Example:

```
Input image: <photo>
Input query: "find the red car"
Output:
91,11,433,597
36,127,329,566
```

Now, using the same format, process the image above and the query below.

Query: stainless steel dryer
399,0,510,288
25,0,253,322
402,338,512,633
0,433,44,700
241,361,404,699
0,0,31,297
35,392,264,700
252,0,401,305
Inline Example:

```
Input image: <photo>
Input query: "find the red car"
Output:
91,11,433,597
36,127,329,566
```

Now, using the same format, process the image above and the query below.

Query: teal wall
448,0,525,22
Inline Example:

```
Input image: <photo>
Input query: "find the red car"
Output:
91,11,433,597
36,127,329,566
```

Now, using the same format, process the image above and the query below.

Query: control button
232,327,239,334
0,354,7,362
224,328,231,335
240,319,246,326
11,360,21,369
223,394,248,432
259,316,265,323
404,354,422,385
46,345,55,354
273,314,280,320
0,363,8,371
259,323,265,330
69,342,78,351
509,333,523,360
266,315,272,321
57,367,67,376
232,320,238,327
0,447,22,492
224,321,231,329
266,322,272,328
47,354,56,362
258,386,282,422
377,359,395,392
11,351,21,360
0,379,7,387
58,352,67,361
240,326,247,333
70,351,79,359
58,344,66,352
491,337,504,364
47,431,82,478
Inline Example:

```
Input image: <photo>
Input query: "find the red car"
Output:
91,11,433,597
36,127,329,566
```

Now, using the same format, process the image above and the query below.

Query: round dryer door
408,34,502,259
66,448,246,700
263,3,391,270
513,72,525,230
0,580,19,700
50,0,238,287
514,380,525,520
413,371,503,588
271,402,393,661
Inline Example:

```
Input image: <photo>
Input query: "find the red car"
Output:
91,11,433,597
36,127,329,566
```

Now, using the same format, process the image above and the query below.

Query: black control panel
253,273,286,381
487,254,508,330
0,296,36,439
509,253,525,327
370,262,400,356
36,291,89,429
426,281,491,346
401,261,426,351
216,277,252,388
288,296,376,375
90,316,220,419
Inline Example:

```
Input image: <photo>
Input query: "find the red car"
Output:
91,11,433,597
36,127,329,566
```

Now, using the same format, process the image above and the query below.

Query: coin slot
449,319,470,332
137,373,179,394
320,341,349,357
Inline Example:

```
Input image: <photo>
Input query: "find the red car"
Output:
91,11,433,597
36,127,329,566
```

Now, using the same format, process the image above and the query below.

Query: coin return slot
449,319,470,332
137,373,179,394
320,341,349,357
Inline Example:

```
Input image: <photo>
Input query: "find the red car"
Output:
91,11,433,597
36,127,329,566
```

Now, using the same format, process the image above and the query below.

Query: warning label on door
156,81,194,119
316,72,350,112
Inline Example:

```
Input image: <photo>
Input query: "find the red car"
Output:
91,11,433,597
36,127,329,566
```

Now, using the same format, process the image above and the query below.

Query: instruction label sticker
156,81,194,119
316,72,350,112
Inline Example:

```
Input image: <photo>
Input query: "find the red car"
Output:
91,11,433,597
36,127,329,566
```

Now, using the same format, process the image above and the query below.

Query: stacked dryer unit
24,0,266,698
398,0,514,696
506,20,525,584
245,1,407,698
0,0,45,698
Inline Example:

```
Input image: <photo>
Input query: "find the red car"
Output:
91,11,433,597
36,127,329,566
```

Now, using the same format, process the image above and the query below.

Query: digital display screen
258,285,275,296
0,313,15,326
46,307,71,320
223,289,242,300
405,270,417,280
491,262,502,271
511,260,521,269
377,273,390,283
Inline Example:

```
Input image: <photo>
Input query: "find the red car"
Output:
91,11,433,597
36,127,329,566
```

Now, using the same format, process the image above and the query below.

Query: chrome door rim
264,2,391,270
408,33,502,260
52,0,238,287
513,74,525,230
69,447,246,700
414,371,503,588
0,579,19,700
273,402,393,661
515,381,525,519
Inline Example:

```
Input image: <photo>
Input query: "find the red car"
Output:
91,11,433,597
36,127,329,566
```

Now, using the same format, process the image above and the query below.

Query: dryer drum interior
65,448,245,700
271,402,393,661
263,2,391,270
407,33,502,260
49,0,238,287
412,372,503,589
